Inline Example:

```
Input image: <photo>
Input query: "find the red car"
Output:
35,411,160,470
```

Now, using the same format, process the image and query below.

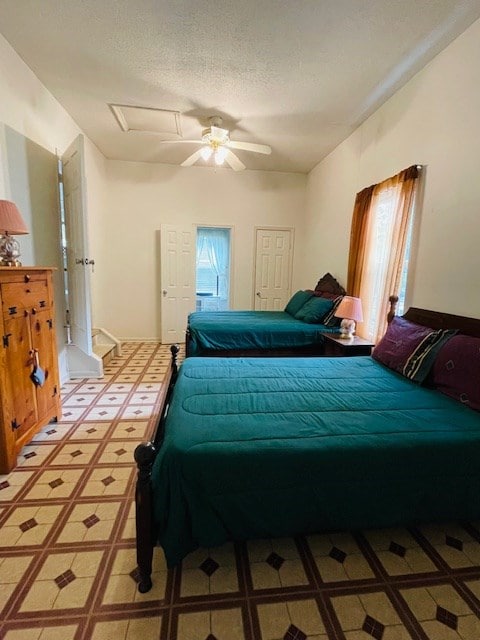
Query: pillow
323,295,344,327
372,316,456,383
431,335,480,411
295,296,334,324
285,290,313,316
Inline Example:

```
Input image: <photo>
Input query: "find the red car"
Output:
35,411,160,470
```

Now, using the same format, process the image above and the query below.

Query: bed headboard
389,295,480,337
314,272,346,296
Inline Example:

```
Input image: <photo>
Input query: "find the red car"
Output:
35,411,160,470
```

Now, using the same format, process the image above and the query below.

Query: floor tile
0,504,64,547
90,616,162,640
257,599,327,640
308,532,375,582
55,501,121,543
19,550,104,612
0,555,35,613
24,469,84,500
81,467,132,497
177,607,245,640
102,547,167,604
111,421,150,439
0,471,36,502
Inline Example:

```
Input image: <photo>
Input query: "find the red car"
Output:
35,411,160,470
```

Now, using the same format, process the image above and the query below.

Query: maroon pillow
431,335,480,411
372,316,456,383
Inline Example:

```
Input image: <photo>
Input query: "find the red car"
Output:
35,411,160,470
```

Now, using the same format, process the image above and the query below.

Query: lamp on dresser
334,295,363,339
0,199,29,266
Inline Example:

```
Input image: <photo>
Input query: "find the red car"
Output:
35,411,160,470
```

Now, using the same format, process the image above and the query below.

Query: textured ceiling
1,1,479,173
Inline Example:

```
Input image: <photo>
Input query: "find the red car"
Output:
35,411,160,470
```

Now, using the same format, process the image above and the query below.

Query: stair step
93,344,115,366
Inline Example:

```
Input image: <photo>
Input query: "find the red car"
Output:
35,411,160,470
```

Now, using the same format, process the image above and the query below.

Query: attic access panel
109,104,182,138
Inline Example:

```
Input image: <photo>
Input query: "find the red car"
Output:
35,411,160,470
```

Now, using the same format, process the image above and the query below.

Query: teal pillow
285,290,313,316
295,296,334,323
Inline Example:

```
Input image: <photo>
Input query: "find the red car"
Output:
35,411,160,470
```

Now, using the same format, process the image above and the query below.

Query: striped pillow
373,316,456,383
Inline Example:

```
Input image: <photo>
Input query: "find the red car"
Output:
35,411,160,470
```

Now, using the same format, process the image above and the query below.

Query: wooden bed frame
185,272,346,357
134,297,480,593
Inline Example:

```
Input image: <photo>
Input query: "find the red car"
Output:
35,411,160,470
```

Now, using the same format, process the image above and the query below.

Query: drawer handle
24,274,31,283
31,308,37,315
8,306,17,315
39,300,46,308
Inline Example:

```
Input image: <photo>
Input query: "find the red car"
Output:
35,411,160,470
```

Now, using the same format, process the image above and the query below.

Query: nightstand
323,334,375,357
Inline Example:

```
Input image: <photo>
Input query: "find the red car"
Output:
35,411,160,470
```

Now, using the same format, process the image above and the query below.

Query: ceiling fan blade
228,140,272,155
224,150,246,171
181,149,204,167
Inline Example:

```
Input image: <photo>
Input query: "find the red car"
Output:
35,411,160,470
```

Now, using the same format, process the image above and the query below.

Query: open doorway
196,227,231,311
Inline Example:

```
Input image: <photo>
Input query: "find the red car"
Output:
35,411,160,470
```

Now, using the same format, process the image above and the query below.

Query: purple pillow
373,316,456,383
431,335,480,411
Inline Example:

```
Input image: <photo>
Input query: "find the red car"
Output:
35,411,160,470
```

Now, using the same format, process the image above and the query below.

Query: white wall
302,17,480,319
95,161,306,339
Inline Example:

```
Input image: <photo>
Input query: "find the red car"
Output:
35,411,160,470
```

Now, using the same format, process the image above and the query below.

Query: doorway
196,227,231,312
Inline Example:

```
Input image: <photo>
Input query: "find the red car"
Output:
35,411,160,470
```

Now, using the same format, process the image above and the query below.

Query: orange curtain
348,166,420,342
346,185,374,297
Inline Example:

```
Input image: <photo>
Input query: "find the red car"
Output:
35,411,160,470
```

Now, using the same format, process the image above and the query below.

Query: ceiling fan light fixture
202,124,230,146
165,115,270,170
214,147,228,165
200,146,213,161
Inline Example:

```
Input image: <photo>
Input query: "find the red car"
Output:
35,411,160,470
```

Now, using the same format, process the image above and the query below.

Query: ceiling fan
161,116,272,171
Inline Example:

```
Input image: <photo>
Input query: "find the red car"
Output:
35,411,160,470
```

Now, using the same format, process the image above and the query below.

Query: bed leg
170,343,179,376
134,441,157,593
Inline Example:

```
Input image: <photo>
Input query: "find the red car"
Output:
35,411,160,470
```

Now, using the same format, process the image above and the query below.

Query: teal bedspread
187,310,337,355
152,357,480,566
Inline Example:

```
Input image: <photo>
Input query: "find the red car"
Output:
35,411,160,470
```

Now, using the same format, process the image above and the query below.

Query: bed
135,303,480,592
185,272,346,357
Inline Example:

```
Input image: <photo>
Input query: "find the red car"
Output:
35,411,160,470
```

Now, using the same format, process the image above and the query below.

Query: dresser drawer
1,280,51,317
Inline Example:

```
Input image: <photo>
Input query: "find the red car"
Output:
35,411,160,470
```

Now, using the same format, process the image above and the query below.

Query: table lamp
0,200,29,266
334,296,363,339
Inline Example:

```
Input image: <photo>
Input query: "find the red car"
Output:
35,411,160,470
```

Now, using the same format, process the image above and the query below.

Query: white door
254,228,293,310
62,136,101,377
160,225,196,343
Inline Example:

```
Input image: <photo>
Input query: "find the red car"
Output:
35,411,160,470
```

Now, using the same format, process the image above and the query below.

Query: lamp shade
0,200,29,235
334,296,363,322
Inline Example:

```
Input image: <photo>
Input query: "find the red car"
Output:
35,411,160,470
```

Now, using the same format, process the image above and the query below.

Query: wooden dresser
0,267,61,473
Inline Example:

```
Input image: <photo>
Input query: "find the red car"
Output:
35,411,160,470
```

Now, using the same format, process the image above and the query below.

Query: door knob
256,291,261,297
162,289,167,296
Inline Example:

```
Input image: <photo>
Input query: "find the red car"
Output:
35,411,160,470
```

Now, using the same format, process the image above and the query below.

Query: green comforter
187,310,337,355
152,356,480,566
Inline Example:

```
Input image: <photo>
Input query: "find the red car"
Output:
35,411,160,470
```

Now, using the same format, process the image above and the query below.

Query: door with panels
254,228,294,310
160,225,196,343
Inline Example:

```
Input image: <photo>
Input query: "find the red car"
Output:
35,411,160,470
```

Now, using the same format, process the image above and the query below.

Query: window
196,227,231,311
347,165,420,342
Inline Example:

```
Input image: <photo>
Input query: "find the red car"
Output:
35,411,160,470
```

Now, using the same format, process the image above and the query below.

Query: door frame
252,226,294,309
195,223,235,309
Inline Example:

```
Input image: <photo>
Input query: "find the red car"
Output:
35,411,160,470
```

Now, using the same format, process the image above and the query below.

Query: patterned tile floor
1,342,480,639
